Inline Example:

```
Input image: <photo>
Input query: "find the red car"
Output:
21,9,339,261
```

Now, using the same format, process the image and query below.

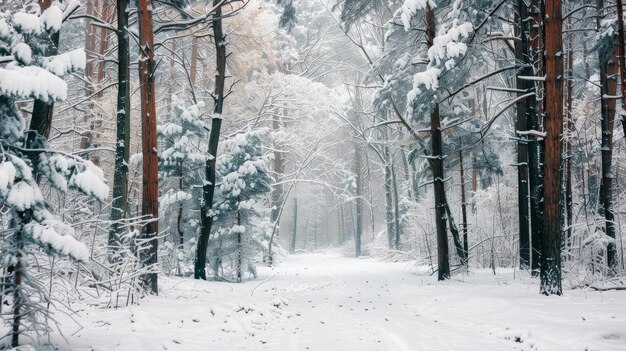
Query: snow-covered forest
1,0,626,349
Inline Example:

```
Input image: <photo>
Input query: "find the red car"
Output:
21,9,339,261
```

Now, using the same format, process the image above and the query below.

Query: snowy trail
53,253,626,351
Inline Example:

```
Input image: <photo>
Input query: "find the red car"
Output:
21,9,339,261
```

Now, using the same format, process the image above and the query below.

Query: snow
45,49,87,76
68,160,109,202
400,0,436,30
6,180,43,211
24,220,89,262
13,43,32,65
12,12,44,34
39,6,64,32
0,161,17,195
46,253,626,350
0,65,68,102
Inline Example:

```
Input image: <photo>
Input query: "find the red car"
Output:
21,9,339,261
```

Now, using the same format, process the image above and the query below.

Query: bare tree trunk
383,148,395,249
354,143,363,257
138,0,159,294
529,0,544,276
515,0,531,269
426,5,450,280
290,197,298,253
271,116,284,224
109,0,131,249
617,0,626,138
391,156,401,250
540,0,563,295
10,228,23,348
459,140,469,265
195,0,227,278
236,206,242,283
26,0,60,168
565,14,574,256
597,0,618,273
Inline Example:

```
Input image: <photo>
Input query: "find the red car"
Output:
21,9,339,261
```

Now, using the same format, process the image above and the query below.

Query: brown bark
540,0,563,295
138,0,159,294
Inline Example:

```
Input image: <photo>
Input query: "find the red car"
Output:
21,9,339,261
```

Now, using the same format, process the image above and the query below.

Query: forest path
264,254,507,351
53,253,626,351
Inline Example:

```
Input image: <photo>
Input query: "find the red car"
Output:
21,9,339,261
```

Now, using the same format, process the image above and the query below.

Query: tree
596,0,618,273
158,99,208,275
540,0,564,295
195,0,228,280
0,6,108,345
138,0,159,293
208,130,273,282
109,0,131,249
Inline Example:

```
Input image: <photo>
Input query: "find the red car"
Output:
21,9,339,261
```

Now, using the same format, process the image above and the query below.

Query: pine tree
158,98,208,275
0,6,108,346
209,130,273,282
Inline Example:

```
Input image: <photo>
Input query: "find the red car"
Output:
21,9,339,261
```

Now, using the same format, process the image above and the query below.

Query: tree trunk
565,14,574,256
391,156,401,250
236,207,242,283
597,0,618,272
290,197,298,253
195,0,227,279
271,116,284,223
26,0,60,168
383,148,395,249
138,0,159,294
515,0,531,269
528,0,544,275
459,140,469,265
109,0,131,249
617,0,626,138
540,0,563,295
354,143,363,257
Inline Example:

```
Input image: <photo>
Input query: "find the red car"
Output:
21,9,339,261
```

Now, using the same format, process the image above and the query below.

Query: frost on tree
208,130,273,283
157,98,208,276
0,6,108,347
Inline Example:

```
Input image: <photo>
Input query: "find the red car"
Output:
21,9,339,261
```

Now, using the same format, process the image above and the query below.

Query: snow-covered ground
50,253,626,351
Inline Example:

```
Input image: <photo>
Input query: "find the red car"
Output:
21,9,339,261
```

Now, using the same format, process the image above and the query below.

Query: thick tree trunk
109,0,131,249
138,0,159,294
540,0,563,295
195,0,227,279
597,0,618,273
515,0,531,269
